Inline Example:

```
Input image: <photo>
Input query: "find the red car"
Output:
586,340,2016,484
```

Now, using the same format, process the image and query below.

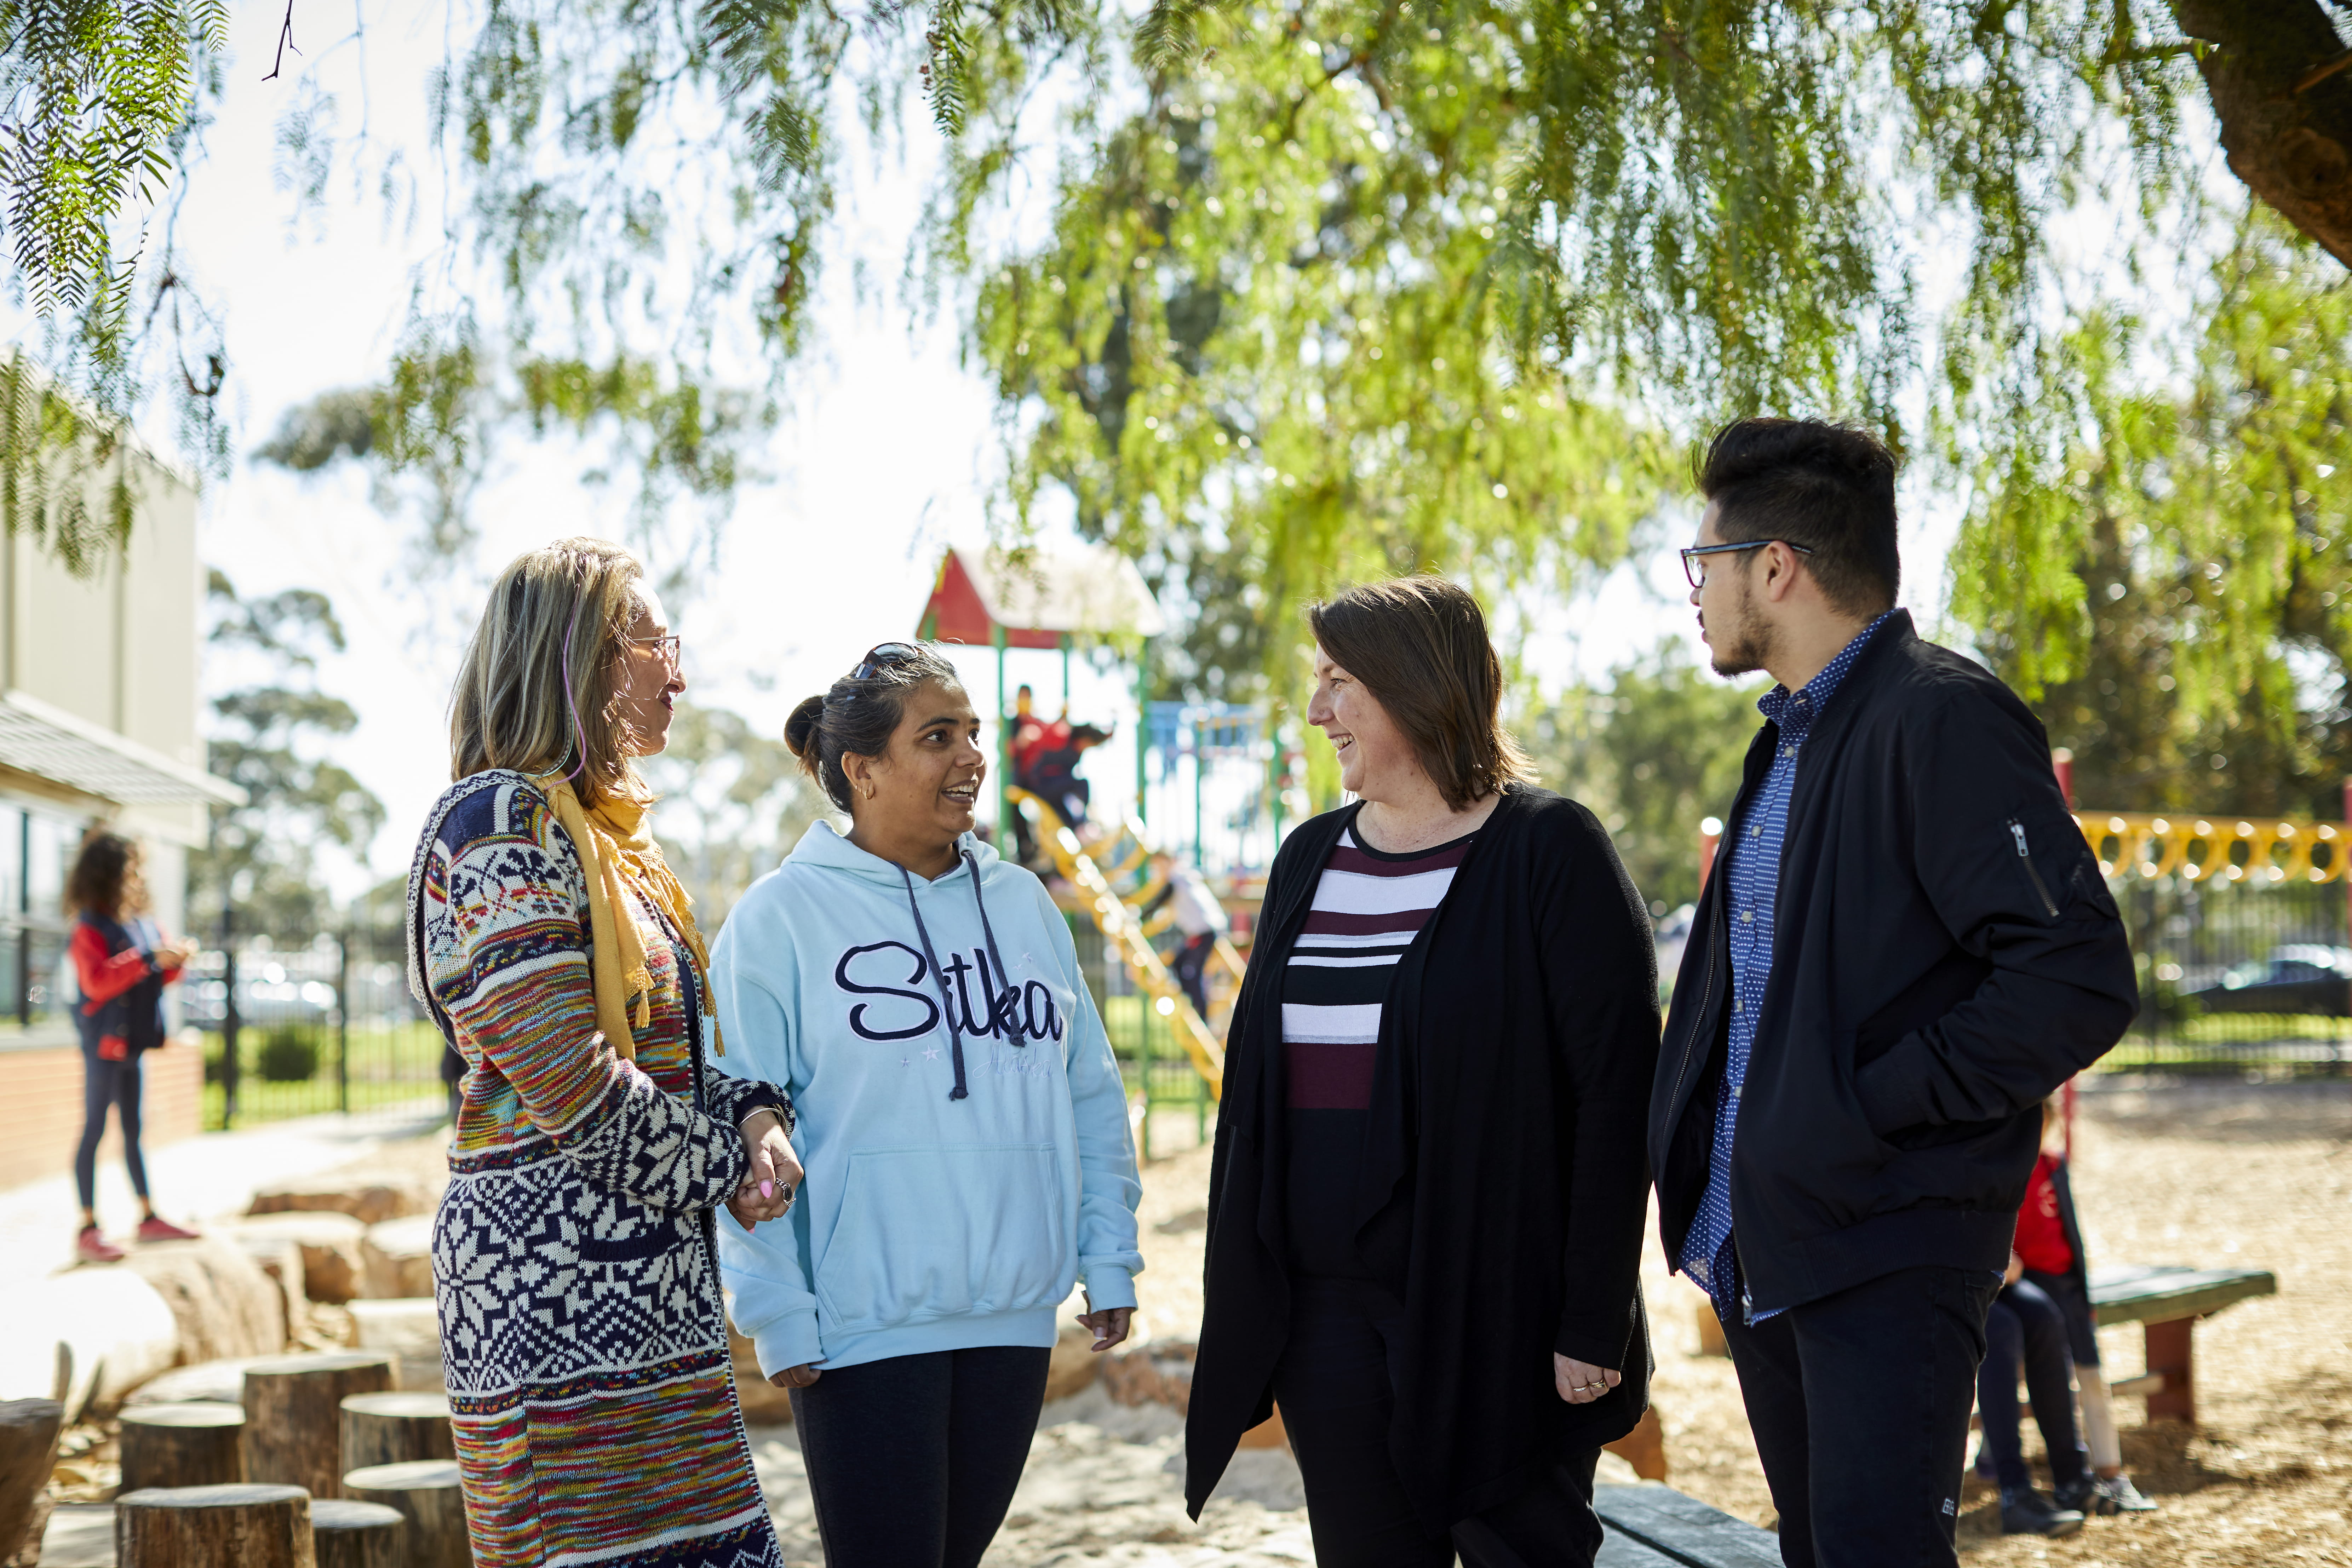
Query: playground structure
918,544,1271,1153
1142,700,1304,875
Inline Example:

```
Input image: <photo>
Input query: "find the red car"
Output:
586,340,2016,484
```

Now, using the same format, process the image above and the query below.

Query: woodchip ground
51,1079,2337,1566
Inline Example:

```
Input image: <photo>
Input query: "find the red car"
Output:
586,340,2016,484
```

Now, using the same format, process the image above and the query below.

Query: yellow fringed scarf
538,774,723,1061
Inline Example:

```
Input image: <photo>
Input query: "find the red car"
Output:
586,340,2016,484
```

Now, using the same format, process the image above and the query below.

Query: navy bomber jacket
1650,610,2138,1315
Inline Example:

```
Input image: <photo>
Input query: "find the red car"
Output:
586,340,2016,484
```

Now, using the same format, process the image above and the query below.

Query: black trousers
1721,1264,1998,1568
74,1041,147,1209
1173,932,1215,1017
1274,1276,1606,1568
1978,1279,2087,1492
789,1345,1051,1568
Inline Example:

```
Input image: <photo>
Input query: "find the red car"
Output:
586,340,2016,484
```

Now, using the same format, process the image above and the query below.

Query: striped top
1283,822,1476,1109
1282,814,1475,1281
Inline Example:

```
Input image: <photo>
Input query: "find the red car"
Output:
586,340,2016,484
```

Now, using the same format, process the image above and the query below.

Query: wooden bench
1596,1483,1782,1566
2090,1263,2276,1426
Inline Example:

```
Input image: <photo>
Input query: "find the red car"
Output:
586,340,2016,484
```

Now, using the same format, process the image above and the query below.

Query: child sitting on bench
1980,1246,2092,1536
2015,1096,2159,1518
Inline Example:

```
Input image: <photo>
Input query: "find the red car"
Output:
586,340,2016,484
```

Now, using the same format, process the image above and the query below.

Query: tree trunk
114,1483,315,1568
0,1399,64,1565
2175,0,2352,269
121,1403,248,1492
309,1498,407,1568
241,1352,396,1501
339,1394,456,1474
341,1460,472,1568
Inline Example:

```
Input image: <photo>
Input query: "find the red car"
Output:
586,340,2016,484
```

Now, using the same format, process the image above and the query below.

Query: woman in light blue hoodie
710,641,1143,1568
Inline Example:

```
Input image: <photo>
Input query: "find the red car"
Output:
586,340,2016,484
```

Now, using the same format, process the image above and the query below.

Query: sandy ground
41,1079,2348,1565
1643,1078,2352,1566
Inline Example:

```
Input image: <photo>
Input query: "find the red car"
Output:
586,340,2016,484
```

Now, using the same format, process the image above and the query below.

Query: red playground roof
918,543,1168,648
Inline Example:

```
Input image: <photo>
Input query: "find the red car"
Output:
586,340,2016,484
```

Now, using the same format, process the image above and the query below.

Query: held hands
1553,1354,1622,1406
725,1110,803,1233
1078,1292,1133,1354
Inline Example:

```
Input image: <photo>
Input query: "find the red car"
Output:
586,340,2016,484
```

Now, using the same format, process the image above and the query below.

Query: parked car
2183,944,2352,1017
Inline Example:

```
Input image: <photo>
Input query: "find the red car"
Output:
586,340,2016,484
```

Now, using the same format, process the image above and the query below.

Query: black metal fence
185,917,446,1128
2108,875,2352,1076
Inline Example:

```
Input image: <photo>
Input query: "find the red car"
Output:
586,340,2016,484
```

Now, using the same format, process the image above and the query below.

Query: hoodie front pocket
814,1144,1068,1332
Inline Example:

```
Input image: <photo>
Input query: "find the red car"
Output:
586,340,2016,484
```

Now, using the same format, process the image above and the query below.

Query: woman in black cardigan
1184,577,1660,1567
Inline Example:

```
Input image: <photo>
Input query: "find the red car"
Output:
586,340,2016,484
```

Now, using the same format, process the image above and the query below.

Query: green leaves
954,1,1675,703
1952,211,2352,815
0,0,226,317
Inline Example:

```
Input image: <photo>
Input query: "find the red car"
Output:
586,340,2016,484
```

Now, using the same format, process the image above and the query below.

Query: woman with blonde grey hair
406,537,800,1568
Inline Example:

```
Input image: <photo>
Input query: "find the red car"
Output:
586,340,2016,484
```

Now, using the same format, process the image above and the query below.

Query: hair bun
784,695,826,763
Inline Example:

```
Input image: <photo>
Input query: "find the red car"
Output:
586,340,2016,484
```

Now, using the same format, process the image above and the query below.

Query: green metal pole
1060,634,1072,715
994,626,1009,844
1134,640,1151,826
1268,725,1284,853
1193,717,1205,871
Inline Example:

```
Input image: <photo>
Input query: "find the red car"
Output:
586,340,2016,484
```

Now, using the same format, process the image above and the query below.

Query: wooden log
340,1393,455,1472
121,1402,247,1492
342,1460,471,1568
0,1398,65,1566
1604,1405,1670,1482
114,1482,316,1568
242,1352,397,1501
310,1498,408,1568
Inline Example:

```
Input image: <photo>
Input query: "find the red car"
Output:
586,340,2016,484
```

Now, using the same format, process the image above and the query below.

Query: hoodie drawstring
897,849,1025,1104
961,850,1022,1046
897,864,970,1101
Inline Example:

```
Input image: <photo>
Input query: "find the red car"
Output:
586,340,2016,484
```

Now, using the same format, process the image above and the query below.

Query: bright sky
107,0,2124,898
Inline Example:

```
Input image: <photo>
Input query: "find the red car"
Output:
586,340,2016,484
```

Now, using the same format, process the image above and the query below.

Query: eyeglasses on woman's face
1680,539,1814,590
623,633,682,670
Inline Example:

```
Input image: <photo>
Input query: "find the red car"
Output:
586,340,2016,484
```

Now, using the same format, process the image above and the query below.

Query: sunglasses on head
849,643,921,681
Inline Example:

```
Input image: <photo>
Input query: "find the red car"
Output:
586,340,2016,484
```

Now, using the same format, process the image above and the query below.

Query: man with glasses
1649,418,2136,1565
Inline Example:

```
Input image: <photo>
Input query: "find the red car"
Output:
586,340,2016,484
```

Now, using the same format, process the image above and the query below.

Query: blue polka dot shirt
1680,612,1896,1323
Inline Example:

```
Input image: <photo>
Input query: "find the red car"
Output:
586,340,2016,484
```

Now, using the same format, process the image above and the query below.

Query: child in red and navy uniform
67,831,201,1263
2015,1099,2159,1518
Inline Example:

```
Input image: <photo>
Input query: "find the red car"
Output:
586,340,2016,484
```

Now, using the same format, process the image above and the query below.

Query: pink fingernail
760,1181,774,1199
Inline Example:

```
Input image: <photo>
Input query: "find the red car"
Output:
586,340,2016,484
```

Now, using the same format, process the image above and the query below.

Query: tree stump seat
311,1497,409,1568
343,1459,470,1568
114,1482,314,1568
121,1402,247,1492
0,1398,65,1566
243,1351,397,1501
340,1392,456,1472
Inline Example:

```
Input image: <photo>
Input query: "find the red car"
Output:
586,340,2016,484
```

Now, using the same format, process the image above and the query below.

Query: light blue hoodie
709,821,1142,1376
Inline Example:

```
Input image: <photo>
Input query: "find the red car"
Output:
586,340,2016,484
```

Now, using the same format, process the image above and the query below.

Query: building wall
0,1039,204,1196
0,443,213,1191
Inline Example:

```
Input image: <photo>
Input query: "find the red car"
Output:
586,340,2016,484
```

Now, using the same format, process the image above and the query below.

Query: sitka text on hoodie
710,822,1144,1375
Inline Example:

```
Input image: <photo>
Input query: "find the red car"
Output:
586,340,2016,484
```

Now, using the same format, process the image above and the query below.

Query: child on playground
1979,1097,2158,1534
2016,1096,2160,1518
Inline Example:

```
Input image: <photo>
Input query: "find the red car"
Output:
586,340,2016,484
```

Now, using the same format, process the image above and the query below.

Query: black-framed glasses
850,642,921,681
1680,539,1813,589
624,633,682,668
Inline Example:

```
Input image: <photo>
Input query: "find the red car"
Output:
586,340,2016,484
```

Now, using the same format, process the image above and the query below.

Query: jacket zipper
2008,819,2059,918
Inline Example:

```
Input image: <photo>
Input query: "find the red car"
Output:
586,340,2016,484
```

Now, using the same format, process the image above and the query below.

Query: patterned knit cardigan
407,770,793,1568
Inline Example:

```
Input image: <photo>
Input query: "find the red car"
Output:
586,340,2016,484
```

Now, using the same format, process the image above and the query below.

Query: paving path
0,1103,444,1289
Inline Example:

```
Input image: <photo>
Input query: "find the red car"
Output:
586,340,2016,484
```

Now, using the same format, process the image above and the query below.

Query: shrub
257,1027,321,1082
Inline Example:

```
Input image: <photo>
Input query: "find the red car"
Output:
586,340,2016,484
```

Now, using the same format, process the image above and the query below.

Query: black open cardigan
1183,785,1662,1531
